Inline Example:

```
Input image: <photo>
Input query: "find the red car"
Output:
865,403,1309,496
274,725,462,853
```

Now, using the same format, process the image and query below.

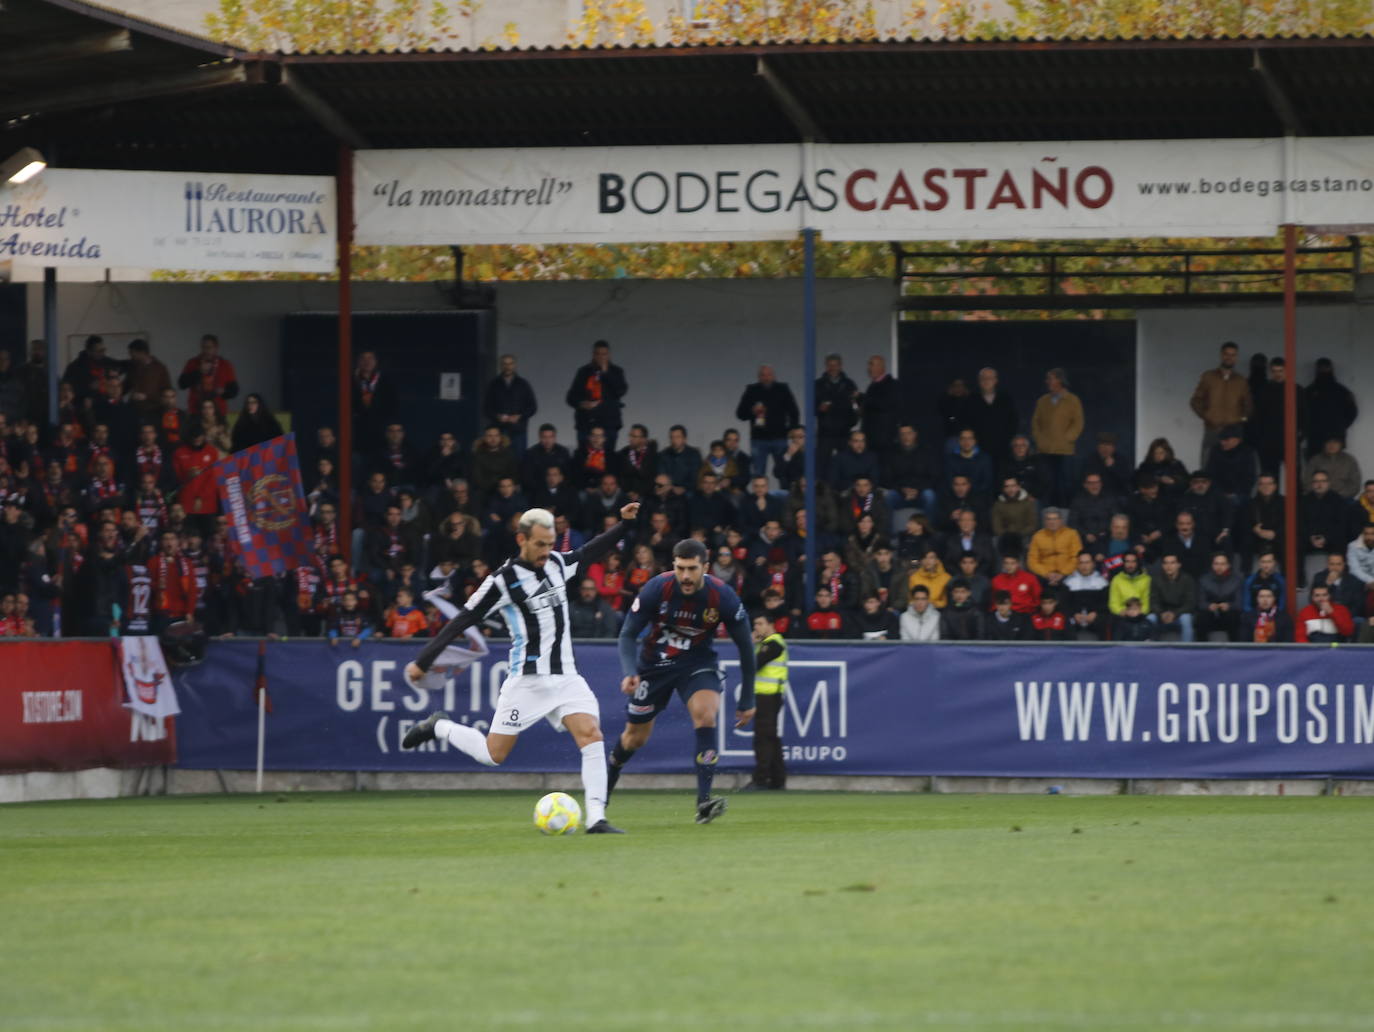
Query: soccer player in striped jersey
402,503,640,835
606,539,757,824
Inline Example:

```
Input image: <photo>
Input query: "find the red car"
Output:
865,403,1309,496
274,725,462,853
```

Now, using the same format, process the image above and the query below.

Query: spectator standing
123,340,172,423
1030,368,1084,506
1189,341,1252,465
858,355,902,456
64,335,118,404
1027,507,1083,589
1251,357,1301,475
967,367,1019,463
1240,587,1293,643
1152,553,1198,642
172,426,220,527
1303,358,1358,459
230,394,284,453
1196,552,1243,641
1304,436,1363,499
178,334,240,422
350,350,399,453
899,585,941,641
149,530,197,633
19,340,48,425
565,340,628,450
483,354,538,454
1295,584,1354,643
814,354,859,474
735,364,799,481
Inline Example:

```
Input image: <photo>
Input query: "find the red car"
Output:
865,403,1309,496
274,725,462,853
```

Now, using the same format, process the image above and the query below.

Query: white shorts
491,673,600,734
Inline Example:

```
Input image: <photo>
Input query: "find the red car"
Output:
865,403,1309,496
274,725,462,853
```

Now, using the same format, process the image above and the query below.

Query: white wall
495,278,895,445
27,277,897,447
1136,304,1374,469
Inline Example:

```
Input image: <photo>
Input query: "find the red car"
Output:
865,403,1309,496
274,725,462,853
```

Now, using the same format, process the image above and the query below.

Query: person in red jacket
177,334,239,420
172,425,221,528
149,530,198,631
990,553,1042,614
1295,584,1354,644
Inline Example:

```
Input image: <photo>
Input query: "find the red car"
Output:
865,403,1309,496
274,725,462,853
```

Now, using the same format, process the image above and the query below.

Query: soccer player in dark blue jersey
608,538,756,824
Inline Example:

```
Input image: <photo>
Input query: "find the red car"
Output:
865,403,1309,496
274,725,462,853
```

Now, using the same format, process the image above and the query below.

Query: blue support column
44,267,58,426
802,228,818,605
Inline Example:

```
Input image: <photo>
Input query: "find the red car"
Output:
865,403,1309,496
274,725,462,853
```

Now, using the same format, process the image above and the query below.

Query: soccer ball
533,792,582,835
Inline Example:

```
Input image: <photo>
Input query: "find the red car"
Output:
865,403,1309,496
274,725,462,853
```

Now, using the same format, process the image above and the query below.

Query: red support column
337,145,355,563
1282,224,1299,616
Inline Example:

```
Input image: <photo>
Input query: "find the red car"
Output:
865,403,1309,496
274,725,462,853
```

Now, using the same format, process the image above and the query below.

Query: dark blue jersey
618,572,756,708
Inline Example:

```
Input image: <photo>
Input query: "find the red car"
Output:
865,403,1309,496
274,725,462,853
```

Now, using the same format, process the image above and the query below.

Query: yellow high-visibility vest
755,633,788,696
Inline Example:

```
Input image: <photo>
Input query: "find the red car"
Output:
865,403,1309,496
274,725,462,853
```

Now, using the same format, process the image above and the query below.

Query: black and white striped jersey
462,552,584,676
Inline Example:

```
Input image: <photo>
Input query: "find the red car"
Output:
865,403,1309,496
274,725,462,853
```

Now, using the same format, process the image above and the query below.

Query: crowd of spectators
0,333,1369,647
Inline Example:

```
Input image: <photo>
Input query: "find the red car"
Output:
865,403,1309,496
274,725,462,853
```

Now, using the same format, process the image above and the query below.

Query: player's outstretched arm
567,503,641,569
724,599,758,725
407,577,503,679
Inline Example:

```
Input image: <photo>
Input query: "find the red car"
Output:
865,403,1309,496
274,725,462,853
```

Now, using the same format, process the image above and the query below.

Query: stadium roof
4,0,1374,175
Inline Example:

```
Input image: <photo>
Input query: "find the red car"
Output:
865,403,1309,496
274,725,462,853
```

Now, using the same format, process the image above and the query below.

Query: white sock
580,741,608,826
435,718,497,767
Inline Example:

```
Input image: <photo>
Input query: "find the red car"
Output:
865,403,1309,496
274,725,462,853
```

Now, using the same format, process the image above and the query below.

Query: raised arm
565,502,641,570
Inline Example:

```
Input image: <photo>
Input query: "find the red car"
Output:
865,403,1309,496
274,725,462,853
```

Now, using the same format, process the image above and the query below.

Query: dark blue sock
693,726,717,804
606,741,635,796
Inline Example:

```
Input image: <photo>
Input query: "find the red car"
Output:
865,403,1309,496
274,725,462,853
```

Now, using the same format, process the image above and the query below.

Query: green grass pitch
3,791,1373,1031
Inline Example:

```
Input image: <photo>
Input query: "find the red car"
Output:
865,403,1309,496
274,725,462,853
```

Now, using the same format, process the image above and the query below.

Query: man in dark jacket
1300,471,1354,564
886,424,939,517
657,425,702,493
1000,434,1052,504
1126,474,1175,560
565,340,628,451
1247,472,1285,562
1152,552,1198,641
814,354,858,478
615,423,657,499
483,353,538,454
518,423,572,496
830,430,882,491
1251,357,1303,473
983,590,1030,640
858,355,903,457
735,364,799,482
1069,472,1117,554
1303,357,1357,459
967,367,1019,464
1177,470,1234,552
1196,552,1244,641
938,580,984,640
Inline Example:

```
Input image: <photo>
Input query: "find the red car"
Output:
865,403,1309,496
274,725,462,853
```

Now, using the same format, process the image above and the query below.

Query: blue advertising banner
172,641,1374,779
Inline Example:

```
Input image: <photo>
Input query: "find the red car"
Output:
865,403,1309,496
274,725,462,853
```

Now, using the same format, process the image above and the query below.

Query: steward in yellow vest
747,613,788,790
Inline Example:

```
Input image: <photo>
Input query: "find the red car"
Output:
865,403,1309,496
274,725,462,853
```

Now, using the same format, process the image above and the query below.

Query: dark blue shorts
625,665,723,724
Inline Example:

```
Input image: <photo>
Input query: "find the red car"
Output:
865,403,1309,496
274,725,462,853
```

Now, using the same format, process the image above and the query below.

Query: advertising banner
2,169,336,272
215,434,314,579
0,642,176,772
172,641,1374,779
355,137,1374,244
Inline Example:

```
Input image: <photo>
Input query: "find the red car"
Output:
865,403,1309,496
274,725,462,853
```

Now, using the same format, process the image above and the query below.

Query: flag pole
255,685,266,794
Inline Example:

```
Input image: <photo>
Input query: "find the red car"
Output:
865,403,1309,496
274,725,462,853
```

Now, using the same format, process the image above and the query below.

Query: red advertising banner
0,642,176,772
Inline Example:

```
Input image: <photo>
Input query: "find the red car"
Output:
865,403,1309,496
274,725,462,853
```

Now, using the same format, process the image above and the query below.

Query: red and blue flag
215,434,313,579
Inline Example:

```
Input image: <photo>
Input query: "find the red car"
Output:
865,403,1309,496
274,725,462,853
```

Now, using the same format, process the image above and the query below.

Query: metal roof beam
2,29,132,70
1251,50,1306,136
4,61,247,120
279,66,370,150
754,56,827,142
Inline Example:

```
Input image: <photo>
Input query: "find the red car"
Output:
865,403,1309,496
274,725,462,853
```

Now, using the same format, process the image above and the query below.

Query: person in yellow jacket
906,548,951,608
1107,551,1153,616
1031,367,1084,507
1027,507,1083,587
747,611,788,791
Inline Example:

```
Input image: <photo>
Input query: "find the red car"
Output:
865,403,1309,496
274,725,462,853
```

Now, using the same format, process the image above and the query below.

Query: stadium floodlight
2,148,46,185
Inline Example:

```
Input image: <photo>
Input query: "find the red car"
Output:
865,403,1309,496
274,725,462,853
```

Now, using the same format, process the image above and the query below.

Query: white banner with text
2,169,336,272
355,137,1374,244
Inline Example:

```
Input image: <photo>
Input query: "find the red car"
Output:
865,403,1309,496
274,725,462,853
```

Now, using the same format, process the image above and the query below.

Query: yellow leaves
203,0,470,52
